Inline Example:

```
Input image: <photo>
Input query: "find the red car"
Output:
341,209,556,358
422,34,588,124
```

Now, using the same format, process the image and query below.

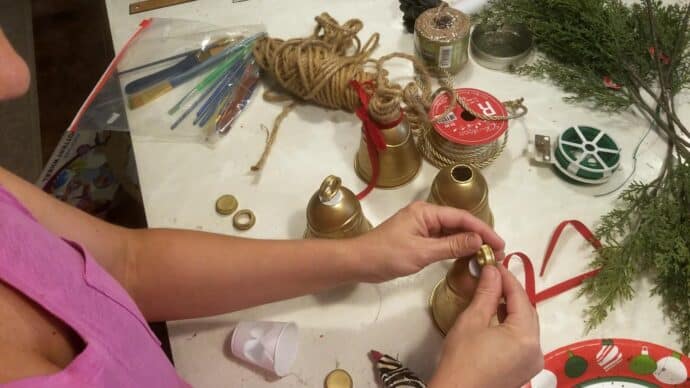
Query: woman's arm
126,203,504,321
0,167,504,321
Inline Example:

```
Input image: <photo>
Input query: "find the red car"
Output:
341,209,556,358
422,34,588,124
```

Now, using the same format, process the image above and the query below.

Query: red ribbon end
370,350,384,362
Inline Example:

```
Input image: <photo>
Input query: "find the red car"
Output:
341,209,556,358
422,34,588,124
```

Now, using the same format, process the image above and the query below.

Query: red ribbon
503,220,602,306
649,46,671,65
350,80,404,200
603,76,622,90
503,252,537,306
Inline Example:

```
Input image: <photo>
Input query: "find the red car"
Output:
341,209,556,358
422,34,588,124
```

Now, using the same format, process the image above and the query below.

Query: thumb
464,265,502,327
432,232,483,261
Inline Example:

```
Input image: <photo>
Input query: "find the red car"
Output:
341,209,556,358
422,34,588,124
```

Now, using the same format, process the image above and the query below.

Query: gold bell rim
353,156,422,189
429,277,451,336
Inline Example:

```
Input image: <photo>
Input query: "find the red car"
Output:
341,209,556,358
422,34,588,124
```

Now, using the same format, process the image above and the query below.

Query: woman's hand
349,201,505,283
429,265,543,388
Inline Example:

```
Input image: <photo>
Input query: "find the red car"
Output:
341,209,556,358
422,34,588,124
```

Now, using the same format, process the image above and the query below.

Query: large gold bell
430,245,497,334
304,175,372,239
428,164,493,226
428,165,496,334
354,123,421,188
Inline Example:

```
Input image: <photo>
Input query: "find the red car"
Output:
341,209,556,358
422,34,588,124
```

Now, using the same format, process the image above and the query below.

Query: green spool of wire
553,126,621,184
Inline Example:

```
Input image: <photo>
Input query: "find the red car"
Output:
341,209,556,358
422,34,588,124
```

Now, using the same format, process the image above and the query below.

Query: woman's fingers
463,265,503,328
429,205,504,251
426,232,483,261
499,265,539,331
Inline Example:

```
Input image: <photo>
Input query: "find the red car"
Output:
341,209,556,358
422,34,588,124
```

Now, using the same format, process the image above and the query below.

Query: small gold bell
304,175,372,239
354,123,422,188
430,245,497,334
428,164,493,226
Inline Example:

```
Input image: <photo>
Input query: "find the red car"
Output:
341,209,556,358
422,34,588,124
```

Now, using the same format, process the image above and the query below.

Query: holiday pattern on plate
525,339,690,387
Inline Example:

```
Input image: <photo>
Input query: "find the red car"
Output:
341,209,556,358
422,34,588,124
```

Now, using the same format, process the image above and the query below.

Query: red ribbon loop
503,252,537,306
503,220,603,306
350,80,404,200
539,220,602,277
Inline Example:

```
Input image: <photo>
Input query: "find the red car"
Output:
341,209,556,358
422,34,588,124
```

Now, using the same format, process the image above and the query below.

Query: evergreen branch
481,0,690,351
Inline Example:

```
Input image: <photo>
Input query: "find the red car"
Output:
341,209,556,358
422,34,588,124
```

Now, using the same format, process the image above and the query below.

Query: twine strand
251,12,526,171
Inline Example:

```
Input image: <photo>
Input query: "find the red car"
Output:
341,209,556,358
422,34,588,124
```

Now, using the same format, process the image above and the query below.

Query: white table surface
104,1,690,386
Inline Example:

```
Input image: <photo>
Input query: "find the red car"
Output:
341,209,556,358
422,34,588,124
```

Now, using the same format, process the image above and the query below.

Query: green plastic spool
554,126,621,184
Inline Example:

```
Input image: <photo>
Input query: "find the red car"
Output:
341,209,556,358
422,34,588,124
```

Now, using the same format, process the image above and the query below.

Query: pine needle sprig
479,0,690,351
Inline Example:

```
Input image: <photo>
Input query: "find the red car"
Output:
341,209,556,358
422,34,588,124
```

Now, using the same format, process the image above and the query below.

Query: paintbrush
215,62,260,135
127,34,262,109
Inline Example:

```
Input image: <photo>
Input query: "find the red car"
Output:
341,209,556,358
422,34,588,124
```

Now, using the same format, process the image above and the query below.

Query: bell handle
319,175,342,202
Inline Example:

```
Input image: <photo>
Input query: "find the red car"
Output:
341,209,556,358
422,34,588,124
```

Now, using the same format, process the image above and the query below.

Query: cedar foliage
478,0,690,351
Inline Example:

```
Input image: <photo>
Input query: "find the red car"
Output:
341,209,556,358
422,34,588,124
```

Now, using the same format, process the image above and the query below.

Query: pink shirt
0,185,190,388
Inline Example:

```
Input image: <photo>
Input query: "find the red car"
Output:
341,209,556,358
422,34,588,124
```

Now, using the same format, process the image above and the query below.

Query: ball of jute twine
250,12,526,172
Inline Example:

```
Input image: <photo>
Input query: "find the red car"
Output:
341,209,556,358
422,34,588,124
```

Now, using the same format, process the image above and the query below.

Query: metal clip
535,134,552,163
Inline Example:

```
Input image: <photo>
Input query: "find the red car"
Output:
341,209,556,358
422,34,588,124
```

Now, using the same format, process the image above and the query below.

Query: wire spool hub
553,126,621,184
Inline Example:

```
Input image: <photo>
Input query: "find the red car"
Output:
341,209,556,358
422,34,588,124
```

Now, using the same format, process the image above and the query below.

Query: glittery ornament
629,346,657,375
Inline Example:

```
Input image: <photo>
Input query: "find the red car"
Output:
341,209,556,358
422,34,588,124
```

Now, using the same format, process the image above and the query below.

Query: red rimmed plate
525,339,690,387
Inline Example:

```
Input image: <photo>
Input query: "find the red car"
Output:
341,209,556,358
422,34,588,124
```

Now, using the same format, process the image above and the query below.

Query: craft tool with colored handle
128,34,261,109
194,61,247,126
196,75,237,128
216,62,260,135
119,36,242,78
170,59,245,130
124,37,236,95
168,47,249,115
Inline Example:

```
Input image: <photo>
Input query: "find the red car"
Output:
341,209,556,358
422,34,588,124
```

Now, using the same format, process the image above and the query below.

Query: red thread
350,80,404,200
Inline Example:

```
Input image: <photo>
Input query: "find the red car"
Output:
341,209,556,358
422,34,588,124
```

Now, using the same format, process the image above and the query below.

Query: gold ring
233,209,255,230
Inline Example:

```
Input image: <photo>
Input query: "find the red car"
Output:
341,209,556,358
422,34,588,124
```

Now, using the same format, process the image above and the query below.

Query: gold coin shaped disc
215,195,238,215
325,369,353,388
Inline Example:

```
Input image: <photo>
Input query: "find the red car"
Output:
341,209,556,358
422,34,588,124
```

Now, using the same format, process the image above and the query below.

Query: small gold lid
325,369,353,388
215,194,238,215
476,244,496,266
428,164,493,226
306,176,367,237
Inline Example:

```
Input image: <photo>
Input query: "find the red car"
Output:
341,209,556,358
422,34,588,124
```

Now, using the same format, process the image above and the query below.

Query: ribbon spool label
429,88,508,146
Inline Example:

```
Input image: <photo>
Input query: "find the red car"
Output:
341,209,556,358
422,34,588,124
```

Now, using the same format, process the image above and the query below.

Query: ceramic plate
525,339,690,387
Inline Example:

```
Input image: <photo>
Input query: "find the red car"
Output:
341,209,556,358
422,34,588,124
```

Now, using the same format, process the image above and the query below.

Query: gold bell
304,175,372,239
428,164,493,226
430,245,497,334
428,164,496,334
354,123,422,188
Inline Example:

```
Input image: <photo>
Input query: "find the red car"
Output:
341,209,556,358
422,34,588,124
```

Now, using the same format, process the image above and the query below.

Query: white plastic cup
230,321,299,377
